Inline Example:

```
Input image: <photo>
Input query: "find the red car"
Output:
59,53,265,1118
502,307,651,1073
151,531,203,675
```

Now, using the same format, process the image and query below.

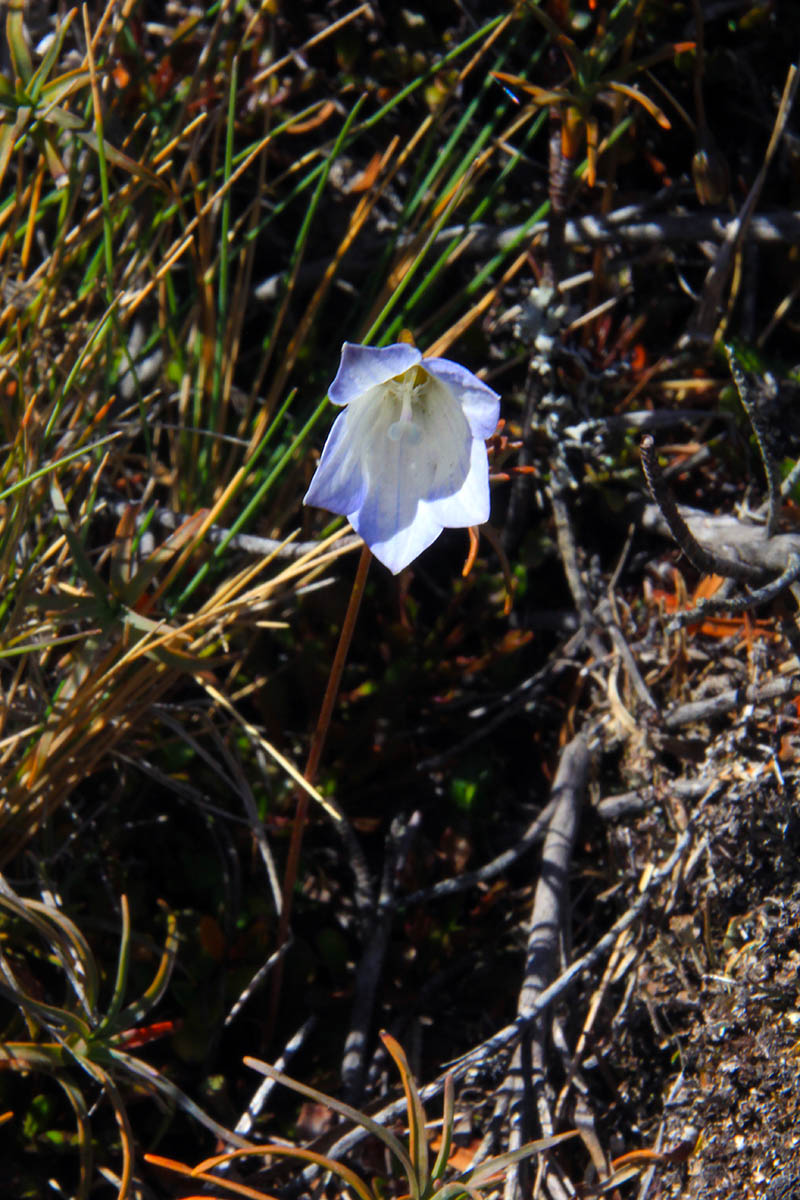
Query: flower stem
266,543,372,1039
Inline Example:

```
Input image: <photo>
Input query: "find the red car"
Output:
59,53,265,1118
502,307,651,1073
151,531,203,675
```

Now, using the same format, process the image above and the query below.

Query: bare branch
640,437,765,583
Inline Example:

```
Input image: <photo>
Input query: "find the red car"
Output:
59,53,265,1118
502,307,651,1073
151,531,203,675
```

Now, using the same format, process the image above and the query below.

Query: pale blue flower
304,342,500,573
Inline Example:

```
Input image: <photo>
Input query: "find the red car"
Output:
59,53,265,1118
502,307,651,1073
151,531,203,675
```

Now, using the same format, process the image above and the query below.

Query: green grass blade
0,433,120,504
210,54,238,430
28,11,78,102
173,389,318,612
460,1130,578,1185
95,895,131,1035
258,94,367,392
431,1074,455,1181
5,0,34,86
243,1056,416,1182
115,906,179,1029
50,480,111,613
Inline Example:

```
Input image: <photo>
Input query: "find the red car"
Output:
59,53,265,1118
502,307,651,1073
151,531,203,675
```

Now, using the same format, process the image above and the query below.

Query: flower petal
329,342,421,407
423,358,500,439
351,489,441,574
303,408,367,515
348,426,443,573
350,434,432,544
412,369,473,501
422,436,490,528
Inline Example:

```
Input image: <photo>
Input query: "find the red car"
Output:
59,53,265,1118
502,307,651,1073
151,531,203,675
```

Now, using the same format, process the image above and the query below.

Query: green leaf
73,126,165,188
41,131,68,187
431,1074,455,1182
50,480,112,615
28,11,78,103
0,119,19,186
95,896,131,1036
459,1130,578,1186
6,0,34,87
108,1046,253,1149
243,1056,416,1181
38,68,92,111
114,906,179,1030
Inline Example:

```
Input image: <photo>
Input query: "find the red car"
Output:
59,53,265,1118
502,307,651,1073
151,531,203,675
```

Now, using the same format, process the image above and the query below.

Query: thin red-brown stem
266,543,372,1040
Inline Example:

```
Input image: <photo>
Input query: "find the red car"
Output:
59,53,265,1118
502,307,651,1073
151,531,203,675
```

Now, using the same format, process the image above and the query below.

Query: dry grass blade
0,504,352,858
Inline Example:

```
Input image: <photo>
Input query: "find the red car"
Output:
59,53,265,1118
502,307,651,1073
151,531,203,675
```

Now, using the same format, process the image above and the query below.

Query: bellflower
304,342,500,573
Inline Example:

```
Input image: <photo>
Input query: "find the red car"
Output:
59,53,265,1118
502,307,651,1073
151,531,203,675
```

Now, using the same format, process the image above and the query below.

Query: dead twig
233,1016,317,1140
341,813,422,1103
640,436,765,584
640,499,800,576
254,211,800,302
549,477,597,633
502,734,589,1200
518,736,589,1014
444,207,800,255
663,673,797,730
549,463,607,663
564,409,730,441
103,498,362,560
596,599,657,713
402,797,559,907
446,825,693,1079
667,555,800,631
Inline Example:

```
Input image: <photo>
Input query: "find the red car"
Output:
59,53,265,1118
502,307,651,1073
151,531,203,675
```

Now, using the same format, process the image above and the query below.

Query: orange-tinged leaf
491,71,564,106
193,1146,368,1200
380,1032,430,1191
693,574,725,601
585,115,598,187
144,1153,195,1177
285,100,337,134
607,81,671,129
144,1153,276,1200
349,150,383,192
648,575,778,641
612,1131,699,1169
561,105,584,159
